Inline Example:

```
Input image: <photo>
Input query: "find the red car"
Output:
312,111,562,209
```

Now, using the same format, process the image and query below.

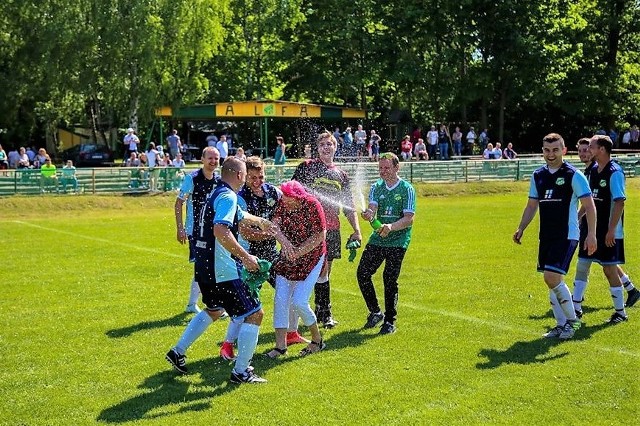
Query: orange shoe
220,341,236,360
286,331,310,346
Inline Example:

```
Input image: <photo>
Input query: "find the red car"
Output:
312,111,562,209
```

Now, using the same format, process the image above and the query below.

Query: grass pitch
1,181,639,425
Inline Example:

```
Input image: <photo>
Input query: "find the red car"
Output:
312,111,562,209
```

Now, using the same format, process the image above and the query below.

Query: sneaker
323,316,337,329
185,303,201,314
165,349,187,374
219,342,236,361
607,311,629,325
363,311,384,329
230,368,267,384
542,325,564,338
575,309,583,319
626,288,640,308
286,331,310,346
559,319,581,340
379,322,397,335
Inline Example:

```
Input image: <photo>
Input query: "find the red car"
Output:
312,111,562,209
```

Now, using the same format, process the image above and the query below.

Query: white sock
188,279,200,306
551,282,576,321
620,275,636,292
234,323,260,374
175,310,213,354
610,287,626,314
224,319,242,343
572,280,588,311
549,291,567,326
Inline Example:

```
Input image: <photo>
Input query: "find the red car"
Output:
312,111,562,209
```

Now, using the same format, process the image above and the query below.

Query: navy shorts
537,239,578,275
326,229,342,261
188,236,196,263
578,238,625,265
198,277,262,319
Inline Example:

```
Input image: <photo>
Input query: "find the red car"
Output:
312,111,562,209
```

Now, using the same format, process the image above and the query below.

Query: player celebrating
292,130,362,328
513,133,597,339
175,147,220,313
571,138,639,317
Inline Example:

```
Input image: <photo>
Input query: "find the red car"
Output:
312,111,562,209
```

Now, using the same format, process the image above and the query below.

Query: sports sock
572,280,587,311
549,291,567,326
610,286,626,313
224,319,242,343
620,274,636,292
234,323,260,374
551,282,576,321
174,310,213,354
188,279,200,306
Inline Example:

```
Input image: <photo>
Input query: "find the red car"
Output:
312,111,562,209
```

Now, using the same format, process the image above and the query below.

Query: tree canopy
2,0,640,152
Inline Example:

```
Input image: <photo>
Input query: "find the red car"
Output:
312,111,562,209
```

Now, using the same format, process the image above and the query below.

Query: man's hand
605,229,615,248
349,230,362,244
513,229,523,244
585,233,597,255
177,227,187,244
377,224,393,238
242,255,259,272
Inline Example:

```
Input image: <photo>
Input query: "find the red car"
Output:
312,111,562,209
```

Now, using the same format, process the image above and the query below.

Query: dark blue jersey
588,160,626,239
238,183,280,259
529,162,591,241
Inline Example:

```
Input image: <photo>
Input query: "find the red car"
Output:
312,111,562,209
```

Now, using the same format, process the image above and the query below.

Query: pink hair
280,180,313,201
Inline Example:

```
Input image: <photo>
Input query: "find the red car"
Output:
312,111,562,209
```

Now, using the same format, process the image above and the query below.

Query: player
513,133,597,339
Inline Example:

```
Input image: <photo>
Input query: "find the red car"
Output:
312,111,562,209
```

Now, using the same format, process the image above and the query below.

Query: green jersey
367,178,416,249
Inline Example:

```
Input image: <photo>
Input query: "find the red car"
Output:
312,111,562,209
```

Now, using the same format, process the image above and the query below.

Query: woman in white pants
267,180,327,358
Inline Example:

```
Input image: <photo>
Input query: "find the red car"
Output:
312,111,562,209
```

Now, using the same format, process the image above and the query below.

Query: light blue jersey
212,188,246,282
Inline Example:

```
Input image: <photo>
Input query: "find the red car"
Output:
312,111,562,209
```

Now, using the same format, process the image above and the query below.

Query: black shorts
188,236,196,263
578,238,625,265
198,277,262,319
537,238,578,275
326,229,342,261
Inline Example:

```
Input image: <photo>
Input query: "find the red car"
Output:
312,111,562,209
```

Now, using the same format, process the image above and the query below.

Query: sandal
266,347,287,359
299,339,326,357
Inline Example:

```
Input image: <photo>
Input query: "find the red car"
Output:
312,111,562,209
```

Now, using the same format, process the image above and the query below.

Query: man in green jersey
357,152,416,334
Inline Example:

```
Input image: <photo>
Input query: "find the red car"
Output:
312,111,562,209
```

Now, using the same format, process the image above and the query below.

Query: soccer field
1,182,639,425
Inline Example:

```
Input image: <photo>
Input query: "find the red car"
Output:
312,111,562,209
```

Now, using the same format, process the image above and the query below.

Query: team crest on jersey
555,178,565,185
599,179,607,187
394,194,402,201
267,197,276,206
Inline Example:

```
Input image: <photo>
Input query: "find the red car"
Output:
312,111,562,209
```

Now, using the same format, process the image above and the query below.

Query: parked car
61,144,114,167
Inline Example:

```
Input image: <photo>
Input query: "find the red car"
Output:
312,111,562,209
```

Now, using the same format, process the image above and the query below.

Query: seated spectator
127,152,144,188
400,135,413,161
503,142,517,159
171,152,185,169
34,148,48,169
492,142,503,159
235,147,247,161
8,148,19,169
17,147,31,169
483,143,494,159
40,157,58,192
61,160,78,193
414,138,428,161
125,152,140,168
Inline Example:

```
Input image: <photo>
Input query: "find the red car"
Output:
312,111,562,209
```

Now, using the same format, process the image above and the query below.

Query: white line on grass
333,287,640,358
15,219,639,358
13,220,183,259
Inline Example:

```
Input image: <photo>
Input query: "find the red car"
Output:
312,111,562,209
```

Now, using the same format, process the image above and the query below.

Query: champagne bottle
369,218,382,230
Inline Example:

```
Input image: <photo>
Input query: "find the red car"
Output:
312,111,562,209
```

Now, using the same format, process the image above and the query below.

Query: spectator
146,142,162,192
465,126,476,155
216,134,229,162
17,147,31,169
26,147,36,165
206,133,218,147
8,148,19,169
333,127,343,154
631,125,639,147
40,157,58,192
125,152,140,167
411,126,422,145
452,127,463,157
608,128,618,146
235,147,247,161
124,128,139,157
0,144,8,173
274,137,286,165
369,130,381,161
414,138,428,160
483,143,494,159
343,127,353,157
503,142,518,159
61,160,78,193
400,135,413,161
479,129,489,150
621,128,631,148
166,129,182,158
493,142,503,159
171,152,185,169
426,126,438,160
354,124,367,159
438,124,451,160
33,148,48,169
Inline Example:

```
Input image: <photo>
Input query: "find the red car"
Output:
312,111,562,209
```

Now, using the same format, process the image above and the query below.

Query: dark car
61,144,114,167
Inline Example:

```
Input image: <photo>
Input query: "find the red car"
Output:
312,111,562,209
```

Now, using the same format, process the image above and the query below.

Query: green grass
1,181,639,425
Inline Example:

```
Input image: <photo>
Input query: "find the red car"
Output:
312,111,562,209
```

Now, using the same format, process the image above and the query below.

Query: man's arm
513,198,539,244
606,199,624,247
377,212,414,238
174,197,187,244
214,224,258,271
580,195,597,254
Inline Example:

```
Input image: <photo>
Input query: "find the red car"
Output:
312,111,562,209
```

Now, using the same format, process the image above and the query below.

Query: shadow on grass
476,321,611,369
106,313,191,338
528,305,610,321
97,327,377,423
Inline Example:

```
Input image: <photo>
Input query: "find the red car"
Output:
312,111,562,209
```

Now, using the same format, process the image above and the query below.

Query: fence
2,156,640,196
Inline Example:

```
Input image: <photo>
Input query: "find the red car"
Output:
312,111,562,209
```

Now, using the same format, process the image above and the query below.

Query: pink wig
280,180,313,201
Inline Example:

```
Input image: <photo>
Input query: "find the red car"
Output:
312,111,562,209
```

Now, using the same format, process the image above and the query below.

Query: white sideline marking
12,220,183,259
12,219,640,358
333,287,640,358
